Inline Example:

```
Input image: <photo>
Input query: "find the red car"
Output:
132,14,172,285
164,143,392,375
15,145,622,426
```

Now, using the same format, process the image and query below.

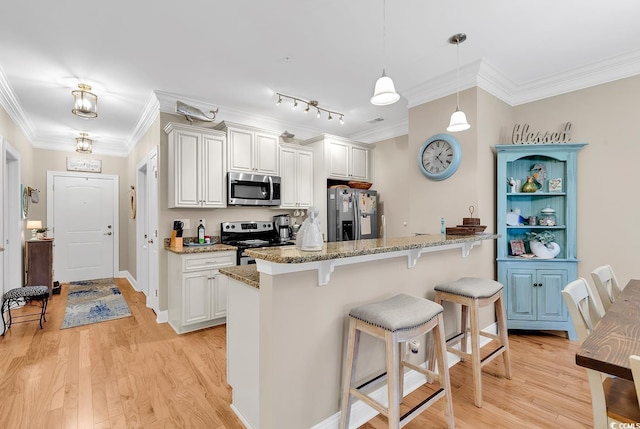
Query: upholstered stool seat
1,285,49,335
432,277,512,408
339,294,454,429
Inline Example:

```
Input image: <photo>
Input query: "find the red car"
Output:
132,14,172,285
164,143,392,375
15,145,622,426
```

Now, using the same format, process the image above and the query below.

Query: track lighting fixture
447,33,471,132
276,93,344,124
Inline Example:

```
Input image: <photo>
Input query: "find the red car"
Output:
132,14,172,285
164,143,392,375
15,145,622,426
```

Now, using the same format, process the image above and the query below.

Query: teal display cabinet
496,143,587,340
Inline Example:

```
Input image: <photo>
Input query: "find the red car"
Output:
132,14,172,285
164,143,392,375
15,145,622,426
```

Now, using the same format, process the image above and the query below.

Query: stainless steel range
221,221,293,265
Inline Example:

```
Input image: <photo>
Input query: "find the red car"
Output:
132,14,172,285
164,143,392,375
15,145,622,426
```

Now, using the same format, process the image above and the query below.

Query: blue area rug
61,278,132,329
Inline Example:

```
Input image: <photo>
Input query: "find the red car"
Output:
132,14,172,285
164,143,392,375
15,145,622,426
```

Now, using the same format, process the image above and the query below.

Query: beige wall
511,75,640,286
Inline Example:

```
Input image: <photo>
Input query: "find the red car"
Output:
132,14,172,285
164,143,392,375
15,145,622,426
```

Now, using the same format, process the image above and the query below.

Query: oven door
228,172,281,206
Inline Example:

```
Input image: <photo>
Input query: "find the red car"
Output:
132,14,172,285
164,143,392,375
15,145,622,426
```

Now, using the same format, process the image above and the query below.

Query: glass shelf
506,192,566,197
506,225,566,230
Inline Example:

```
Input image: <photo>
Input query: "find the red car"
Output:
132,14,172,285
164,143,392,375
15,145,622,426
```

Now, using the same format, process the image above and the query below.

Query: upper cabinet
215,121,279,175
304,135,373,182
279,144,314,209
165,122,227,208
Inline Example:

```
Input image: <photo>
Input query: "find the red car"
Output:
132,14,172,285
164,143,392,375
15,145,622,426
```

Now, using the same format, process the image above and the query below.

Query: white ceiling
1,0,640,156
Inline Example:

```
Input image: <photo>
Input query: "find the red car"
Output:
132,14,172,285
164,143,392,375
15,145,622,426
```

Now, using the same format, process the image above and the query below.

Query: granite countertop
165,243,237,254
219,265,260,289
245,233,499,264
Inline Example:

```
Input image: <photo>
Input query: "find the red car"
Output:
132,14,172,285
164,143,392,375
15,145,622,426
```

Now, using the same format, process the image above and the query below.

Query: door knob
104,232,113,235
148,239,154,244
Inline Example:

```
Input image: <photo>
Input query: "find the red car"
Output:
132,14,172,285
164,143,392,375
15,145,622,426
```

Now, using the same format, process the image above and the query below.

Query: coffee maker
273,214,291,243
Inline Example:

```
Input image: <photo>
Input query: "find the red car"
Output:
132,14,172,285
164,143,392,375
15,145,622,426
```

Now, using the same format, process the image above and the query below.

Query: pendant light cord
455,38,460,110
382,0,386,71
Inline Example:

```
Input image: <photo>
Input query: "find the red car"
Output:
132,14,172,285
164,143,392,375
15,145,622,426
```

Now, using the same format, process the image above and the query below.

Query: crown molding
502,48,640,105
126,91,160,155
0,64,37,143
349,118,408,143
154,90,382,142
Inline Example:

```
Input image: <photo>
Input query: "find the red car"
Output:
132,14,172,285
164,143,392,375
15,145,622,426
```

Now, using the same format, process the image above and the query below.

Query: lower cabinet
168,251,235,334
499,261,577,339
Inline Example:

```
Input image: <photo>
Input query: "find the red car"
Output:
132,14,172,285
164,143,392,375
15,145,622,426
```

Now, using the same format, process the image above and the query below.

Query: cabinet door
212,272,228,319
506,268,536,321
255,132,279,175
201,133,226,207
296,150,314,208
172,130,201,207
328,140,350,179
536,269,568,322
350,145,370,181
279,147,297,208
182,270,212,325
228,128,254,173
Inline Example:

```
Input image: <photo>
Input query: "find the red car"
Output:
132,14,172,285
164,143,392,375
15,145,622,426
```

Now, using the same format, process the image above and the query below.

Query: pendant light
370,0,399,106
447,33,470,132
72,83,98,118
75,132,93,153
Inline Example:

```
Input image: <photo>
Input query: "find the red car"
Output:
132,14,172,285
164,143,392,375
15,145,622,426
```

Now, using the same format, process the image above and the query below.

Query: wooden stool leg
469,299,483,407
339,319,360,429
398,342,405,402
495,291,512,379
460,302,469,355
386,331,401,429
434,313,455,429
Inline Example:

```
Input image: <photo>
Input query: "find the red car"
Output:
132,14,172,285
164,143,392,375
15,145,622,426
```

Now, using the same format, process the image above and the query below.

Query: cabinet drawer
182,252,235,272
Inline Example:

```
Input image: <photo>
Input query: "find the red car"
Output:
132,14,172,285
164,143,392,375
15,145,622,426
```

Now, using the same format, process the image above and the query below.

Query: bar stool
432,277,512,408
339,293,454,429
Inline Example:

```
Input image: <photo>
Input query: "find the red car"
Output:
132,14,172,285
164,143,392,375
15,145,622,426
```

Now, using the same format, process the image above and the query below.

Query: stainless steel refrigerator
327,188,379,241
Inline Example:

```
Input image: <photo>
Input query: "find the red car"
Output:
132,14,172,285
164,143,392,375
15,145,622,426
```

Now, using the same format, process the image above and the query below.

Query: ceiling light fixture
370,0,399,106
276,93,344,124
447,33,471,132
75,132,93,153
72,83,98,118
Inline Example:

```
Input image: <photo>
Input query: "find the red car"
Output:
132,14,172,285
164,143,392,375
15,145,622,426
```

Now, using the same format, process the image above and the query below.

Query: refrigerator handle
354,194,360,240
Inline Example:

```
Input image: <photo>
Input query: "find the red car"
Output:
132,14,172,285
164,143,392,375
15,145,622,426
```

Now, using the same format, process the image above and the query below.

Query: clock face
418,133,462,180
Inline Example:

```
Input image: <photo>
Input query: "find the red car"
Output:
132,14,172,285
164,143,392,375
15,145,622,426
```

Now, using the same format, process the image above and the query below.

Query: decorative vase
521,176,537,193
529,241,561,259
36,232,45,240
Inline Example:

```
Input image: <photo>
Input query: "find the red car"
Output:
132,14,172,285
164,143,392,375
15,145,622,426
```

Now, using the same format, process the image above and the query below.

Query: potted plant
36,227,49,240
525,231,560,259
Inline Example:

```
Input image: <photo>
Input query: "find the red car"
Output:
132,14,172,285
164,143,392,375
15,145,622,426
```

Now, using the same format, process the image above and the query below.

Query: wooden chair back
562,278,605,343
590,264,622,312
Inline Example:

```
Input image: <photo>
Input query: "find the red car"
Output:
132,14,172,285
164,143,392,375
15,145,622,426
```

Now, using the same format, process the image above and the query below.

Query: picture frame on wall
66,157,102,173
21,184,28,219
510,239,525,256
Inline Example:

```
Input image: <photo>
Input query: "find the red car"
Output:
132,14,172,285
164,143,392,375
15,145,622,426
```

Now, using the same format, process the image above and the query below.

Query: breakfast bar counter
225,233,498,429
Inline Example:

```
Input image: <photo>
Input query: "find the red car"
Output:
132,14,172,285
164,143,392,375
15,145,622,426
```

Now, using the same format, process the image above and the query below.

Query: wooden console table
25,239,54,296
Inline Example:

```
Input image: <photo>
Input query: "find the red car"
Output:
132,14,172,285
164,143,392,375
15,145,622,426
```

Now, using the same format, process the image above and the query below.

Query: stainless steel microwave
227,172,281,206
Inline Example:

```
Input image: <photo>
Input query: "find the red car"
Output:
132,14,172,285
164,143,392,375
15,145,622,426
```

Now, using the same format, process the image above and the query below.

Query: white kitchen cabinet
165,122,226,208
303,135,375,237
279,144,314,209
168,250,235,334
215,121,279,175
327,139,370,181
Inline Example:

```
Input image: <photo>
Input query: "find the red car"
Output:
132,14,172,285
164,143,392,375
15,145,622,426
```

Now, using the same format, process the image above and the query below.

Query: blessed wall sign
512,122,572,144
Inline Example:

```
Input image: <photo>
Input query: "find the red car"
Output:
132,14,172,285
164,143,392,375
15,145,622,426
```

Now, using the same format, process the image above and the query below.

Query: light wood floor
0,278,593,428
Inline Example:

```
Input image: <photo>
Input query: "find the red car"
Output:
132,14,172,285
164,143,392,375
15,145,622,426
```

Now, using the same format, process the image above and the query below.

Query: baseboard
230,404,255,429
155,310,169,324
118,271,139,291
311,322,498,429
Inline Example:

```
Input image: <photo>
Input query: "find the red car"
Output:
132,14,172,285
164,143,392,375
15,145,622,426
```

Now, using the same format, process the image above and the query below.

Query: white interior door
136,160,149,297
1,139,21,296
147,148,159,312
48,172,118,282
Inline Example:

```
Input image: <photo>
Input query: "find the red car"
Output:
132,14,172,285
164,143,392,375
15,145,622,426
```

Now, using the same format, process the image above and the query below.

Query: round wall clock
417,133,462,181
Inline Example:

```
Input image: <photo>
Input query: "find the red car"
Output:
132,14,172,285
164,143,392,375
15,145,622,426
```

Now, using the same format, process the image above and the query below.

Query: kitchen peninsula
221,233,498,429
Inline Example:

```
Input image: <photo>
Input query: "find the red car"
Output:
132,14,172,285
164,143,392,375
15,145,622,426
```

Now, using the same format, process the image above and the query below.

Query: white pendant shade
370,71,400,106
447,109,470,132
